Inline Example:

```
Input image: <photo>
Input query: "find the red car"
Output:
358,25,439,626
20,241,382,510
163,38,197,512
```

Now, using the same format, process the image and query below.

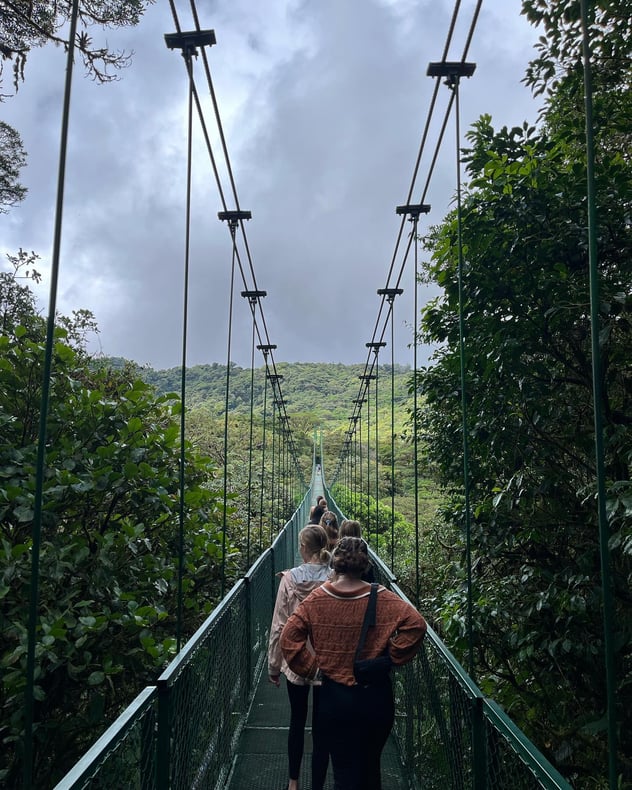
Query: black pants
286,679,328,789
319,677,394,790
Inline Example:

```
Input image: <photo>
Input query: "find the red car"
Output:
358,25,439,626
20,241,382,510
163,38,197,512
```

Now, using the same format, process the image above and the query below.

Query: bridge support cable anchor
218,209,253,236
394,204,430,605
377,288,404,571
164,29,217,58
217,209,253,597
428,58,477,678
241,291,267,568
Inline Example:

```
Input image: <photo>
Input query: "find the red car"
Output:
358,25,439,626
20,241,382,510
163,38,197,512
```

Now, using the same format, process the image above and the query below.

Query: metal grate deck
225,665,410,789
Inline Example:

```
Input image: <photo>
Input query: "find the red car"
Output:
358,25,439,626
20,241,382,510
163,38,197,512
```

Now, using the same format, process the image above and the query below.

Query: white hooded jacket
268,563,330,685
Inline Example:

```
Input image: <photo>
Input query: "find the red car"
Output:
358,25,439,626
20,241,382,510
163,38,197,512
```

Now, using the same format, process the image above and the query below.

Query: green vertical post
175,45,194,654
375,360,379,552
471,696,488,790
156,680,171,790
259,364,268,551
427,60,476,676
580,2,618,785
23,2,80,785
453,72,475,680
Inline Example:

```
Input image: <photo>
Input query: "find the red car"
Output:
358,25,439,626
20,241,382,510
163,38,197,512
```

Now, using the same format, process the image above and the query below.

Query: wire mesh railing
54,493,308,790
372,573,571,790
56,485,570,789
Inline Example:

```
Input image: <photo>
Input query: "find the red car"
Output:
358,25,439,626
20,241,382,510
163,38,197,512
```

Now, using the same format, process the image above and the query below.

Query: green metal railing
56,486,570,789
54,494,307,790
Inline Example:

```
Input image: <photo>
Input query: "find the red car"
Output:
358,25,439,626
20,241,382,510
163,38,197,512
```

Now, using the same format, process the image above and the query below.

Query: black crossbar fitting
427,61,476,79
241,289,267,300
359,374,376,381
366,341,386,351
218,210,252,223
396,203,431,217
257,344,277,352
164,29,216,55
378,287,404,299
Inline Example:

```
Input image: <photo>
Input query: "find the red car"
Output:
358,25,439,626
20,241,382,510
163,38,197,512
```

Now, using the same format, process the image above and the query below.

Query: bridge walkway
226,670,407,789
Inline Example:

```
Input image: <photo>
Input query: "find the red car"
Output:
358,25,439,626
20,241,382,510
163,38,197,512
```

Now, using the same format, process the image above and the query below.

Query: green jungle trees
417,3,632,784
0,262,228,785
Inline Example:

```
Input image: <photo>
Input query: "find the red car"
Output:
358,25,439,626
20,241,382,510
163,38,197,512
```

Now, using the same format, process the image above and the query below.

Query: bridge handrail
54,488,311,790
324,484,571,790
54,685,158,789
56,480,571,789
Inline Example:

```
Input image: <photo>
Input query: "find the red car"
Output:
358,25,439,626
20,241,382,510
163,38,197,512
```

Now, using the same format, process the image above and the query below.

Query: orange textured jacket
280,582,426,686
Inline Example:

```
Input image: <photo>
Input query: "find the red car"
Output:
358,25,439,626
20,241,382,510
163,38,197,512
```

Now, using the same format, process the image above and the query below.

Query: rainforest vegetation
0,0,630,787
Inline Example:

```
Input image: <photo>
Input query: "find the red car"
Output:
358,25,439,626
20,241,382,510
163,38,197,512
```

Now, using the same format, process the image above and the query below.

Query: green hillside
142,361,413,427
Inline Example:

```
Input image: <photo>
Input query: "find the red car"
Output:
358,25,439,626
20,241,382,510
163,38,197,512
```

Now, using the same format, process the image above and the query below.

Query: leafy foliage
0,0,153,220
522,0,632,98
416,14,632,782
0,0,152,93
0,122,27,213
0,264,228,785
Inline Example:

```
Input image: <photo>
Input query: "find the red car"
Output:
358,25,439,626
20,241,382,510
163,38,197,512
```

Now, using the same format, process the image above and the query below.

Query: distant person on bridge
338,520,375,582
308,503,325,525
268,525,332,790
309,495,327,523
338,519,361,539
280,536,426,790
319,510,339,551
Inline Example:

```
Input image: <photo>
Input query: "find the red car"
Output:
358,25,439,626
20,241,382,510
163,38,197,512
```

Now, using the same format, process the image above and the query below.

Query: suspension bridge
11,1,621,788
52,467,572,790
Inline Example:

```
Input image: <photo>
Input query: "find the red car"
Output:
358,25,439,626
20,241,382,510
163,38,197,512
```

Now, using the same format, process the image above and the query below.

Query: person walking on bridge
280,536,426,790
268,525,331,790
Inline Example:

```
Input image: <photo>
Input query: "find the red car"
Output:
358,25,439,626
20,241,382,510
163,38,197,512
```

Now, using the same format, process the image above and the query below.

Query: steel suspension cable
335,2,484,571
244,299,258,567
176,45,196,652
270,387,276,540
258,356,269,552
23,3,80,785
343,2,480,391
413,215,421,605
219,220,238,598
357,409,363,523
169,5,303,487
365,383,371,541
389,302,397,569
580,2,617,784
373,354,382,551
452,68,474,678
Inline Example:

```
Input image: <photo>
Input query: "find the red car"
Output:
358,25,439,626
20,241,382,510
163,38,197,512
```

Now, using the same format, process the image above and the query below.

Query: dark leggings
286,679,328,789
318,677,394,790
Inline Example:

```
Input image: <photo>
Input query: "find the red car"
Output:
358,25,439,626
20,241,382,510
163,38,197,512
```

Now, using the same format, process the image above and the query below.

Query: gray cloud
0,0,538,370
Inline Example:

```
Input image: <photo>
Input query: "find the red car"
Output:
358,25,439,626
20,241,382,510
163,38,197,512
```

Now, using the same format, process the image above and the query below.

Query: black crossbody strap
354,583,378,662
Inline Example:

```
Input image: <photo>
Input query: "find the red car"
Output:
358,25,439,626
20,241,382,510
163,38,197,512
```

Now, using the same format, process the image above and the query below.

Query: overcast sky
1,0,540,371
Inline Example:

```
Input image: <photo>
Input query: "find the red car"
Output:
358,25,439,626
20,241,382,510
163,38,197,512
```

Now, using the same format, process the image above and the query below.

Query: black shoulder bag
353,583,392,686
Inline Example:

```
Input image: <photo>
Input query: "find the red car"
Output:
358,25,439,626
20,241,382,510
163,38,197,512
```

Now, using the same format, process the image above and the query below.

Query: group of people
268,496,426,790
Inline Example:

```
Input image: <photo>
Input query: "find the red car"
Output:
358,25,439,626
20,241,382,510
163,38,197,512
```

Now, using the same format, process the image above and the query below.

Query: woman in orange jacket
268,525,331,790
281,536,426,790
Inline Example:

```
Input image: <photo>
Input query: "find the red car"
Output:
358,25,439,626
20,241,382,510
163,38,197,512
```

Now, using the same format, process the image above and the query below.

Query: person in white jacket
268,525,331,790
